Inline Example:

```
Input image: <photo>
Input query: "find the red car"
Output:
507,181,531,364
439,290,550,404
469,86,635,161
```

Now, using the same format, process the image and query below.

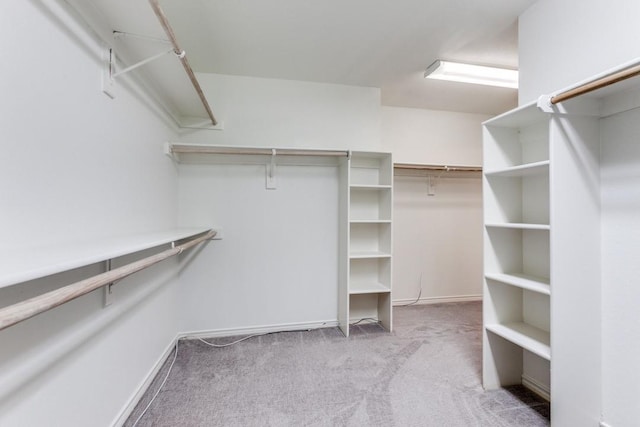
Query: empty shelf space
485,322,551,360
485,223,550,231
0,228,212,289
485,273,550,295
349,281,391,294
485,160,550,177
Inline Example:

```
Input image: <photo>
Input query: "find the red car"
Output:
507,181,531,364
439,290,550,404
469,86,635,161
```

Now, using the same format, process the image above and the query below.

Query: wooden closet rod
0,230,215,332
551,63,640,104
394,163,482,172
148,0,218,126
170,144,350,157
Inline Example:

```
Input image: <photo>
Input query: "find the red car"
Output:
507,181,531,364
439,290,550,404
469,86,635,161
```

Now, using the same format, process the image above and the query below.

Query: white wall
382,107,488,304
176,75,380,332
0,1,181,425
520,1,640,424
519,0,640,105
182,73,382,151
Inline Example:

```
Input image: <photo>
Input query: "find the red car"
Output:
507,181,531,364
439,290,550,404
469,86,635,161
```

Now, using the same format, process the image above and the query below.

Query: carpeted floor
125,302,550,426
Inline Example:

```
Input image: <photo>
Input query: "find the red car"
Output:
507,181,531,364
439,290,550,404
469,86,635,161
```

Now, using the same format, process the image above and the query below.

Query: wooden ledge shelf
0,228,212,289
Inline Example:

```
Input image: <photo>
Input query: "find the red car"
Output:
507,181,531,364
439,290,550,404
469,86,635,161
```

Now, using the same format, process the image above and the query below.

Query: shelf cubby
349,223,391,258
349,187,392,222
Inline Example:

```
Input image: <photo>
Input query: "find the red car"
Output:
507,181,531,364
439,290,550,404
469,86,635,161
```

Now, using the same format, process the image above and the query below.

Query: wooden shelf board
349,251,391,259
485,273,550,295
486,322,551,360
485,161,550,177
485,223,550,231
0,228,211,289
349,281,391,294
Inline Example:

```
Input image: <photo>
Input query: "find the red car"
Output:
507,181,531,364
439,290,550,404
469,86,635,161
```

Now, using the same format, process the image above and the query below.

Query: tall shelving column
482,104,552,398
338,151,393,337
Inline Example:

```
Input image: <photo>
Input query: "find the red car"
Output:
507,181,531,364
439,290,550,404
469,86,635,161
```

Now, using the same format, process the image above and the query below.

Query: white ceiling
81,0,536,119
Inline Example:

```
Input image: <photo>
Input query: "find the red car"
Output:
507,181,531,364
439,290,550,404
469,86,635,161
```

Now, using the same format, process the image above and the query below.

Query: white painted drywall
181,73,382,151
518,0,640,105
0,1,181,425
382,107,488,304
176,74,380,332
520,1,640,424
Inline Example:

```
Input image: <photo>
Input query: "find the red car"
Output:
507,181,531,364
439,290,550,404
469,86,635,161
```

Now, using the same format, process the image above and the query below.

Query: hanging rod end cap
176,50,186,59
537,94,554,113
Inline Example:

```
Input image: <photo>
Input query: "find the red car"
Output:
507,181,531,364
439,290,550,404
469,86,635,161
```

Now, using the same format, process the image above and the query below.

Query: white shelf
349,184,392,190
349,281,391,294
349,251,392,259
349,219,392,224
485,223,550,231
485,273,550,295
485,322,551,360
0,228,211,289
483,101,548,129
485,161,550,177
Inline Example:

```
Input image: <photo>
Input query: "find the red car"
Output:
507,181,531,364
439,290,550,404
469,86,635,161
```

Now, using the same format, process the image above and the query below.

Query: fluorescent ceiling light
424,60,518,89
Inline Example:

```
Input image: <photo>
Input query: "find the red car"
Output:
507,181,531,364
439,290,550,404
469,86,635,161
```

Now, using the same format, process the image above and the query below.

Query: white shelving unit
482,103,552,399
483,96,603,425
339,151,393,336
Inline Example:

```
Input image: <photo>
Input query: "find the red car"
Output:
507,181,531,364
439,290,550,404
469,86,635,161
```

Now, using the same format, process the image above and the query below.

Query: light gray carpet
125,302,550,426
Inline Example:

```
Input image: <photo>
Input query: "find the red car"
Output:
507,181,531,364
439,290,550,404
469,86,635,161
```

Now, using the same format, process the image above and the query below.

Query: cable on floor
131,339,180,427
349,317,381,326
395,272,423,306
130,326,326,425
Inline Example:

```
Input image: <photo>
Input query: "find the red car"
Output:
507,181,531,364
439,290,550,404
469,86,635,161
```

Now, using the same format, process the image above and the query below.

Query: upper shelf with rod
65,0,220,129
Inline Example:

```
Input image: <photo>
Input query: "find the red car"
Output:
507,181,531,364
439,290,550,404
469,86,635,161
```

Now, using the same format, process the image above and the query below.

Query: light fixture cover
424,60,518,89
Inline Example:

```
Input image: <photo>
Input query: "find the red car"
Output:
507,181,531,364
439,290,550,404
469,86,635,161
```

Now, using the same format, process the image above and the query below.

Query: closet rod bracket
537,95,554,113
266,149,277,190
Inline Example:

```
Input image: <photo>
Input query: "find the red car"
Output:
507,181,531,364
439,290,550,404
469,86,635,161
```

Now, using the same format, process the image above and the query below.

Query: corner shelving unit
482,102,551,398
339,151,393,336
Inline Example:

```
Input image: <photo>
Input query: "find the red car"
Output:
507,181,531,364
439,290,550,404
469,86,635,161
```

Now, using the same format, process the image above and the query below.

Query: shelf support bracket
111,47,178,78
266,149,277,190
102,47,183,98
103,259,114,307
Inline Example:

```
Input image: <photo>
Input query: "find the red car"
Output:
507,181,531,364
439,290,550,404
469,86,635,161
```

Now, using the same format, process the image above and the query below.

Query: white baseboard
393,294,482,306
113,319,337,426
179,319,339,339
521,374,551,402
112,338,178,427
